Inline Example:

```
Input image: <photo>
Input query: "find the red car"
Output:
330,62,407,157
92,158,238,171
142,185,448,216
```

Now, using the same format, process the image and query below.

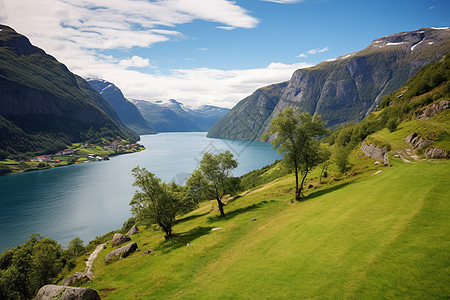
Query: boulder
404,133,432,150
425,147,449,159
36,285,101,300
111,233,131,247
126,225,139,236
415,100,449,119
62,272,90,286
360,142,389,165
104,242,138,262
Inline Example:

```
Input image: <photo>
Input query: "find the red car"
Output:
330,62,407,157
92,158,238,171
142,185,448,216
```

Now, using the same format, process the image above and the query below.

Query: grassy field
82,160,449,299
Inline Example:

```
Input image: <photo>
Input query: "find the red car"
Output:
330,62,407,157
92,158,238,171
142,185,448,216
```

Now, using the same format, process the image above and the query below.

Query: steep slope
87,79,155,135
132,99,229,132
0,25,138,155
208,27,450,141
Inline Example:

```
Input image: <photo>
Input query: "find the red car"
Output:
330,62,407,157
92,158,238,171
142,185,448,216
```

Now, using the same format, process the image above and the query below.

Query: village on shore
0,140,144,175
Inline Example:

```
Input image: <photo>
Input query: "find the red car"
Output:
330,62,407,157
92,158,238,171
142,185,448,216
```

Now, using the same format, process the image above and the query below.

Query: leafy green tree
66,237,85,259
130,167,195,239
334,145,351,174
32,238,63,288
264,108,328,201
187,151,239,217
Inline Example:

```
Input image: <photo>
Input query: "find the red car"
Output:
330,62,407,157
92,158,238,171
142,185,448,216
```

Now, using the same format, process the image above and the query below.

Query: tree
334,145,351,174
187,151,239,217
130,166,195,239
264,108,328,201
66,237,85,259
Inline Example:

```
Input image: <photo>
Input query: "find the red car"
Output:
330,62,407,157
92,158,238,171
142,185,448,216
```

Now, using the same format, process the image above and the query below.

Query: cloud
119,56,152,68
0,0,310,108
217,26,236,30
83,61,314,108
297,46,329,58
260,0,304,3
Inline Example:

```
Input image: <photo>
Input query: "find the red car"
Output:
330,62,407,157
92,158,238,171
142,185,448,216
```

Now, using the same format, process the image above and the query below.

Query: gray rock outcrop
36,285,101,300
111,233,131,247
62,272,91,286
126,225,139,236
360,142,389,165
425,147,449,159
415,100,449,119
404,133,432,150
104,242,138,262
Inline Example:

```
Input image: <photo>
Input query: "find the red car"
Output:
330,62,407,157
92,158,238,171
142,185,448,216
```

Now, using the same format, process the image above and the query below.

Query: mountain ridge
208,27,450,141
0,25,138,155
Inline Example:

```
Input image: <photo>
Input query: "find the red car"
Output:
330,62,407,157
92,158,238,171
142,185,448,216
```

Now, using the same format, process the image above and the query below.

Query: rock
211,227,222,231
36,285,101,300
416,100,449,119
425,147,449,159
186,243,191,246
360,142,388,164
251,218,258,222
383,153,389,166
111,233,131,247
62,272,90,286
404,133,432,150
374,161,380,165
126,225,139,236
393,154,400,158
104,242,138,262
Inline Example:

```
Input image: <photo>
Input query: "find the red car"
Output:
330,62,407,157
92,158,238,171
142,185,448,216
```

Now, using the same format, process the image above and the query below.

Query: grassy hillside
78,159,449,299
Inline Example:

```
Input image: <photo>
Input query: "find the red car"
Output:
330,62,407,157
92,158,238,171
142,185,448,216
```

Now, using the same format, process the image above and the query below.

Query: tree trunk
217,198,226,217
294,161,299,202
319,164,327,183
297,172,308,201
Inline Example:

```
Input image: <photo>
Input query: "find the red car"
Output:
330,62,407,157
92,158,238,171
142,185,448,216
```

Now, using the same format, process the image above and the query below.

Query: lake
0,133,281,252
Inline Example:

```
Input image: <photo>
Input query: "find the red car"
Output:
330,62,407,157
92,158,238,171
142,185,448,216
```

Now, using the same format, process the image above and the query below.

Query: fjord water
0,133,281,252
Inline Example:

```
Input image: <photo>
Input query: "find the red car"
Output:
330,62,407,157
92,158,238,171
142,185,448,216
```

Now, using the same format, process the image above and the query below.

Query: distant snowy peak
337,27,449,61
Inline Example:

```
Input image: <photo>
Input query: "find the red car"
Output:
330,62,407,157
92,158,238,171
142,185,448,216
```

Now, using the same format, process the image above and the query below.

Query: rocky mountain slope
208,27,450,141
132,99,229,132
87,79,155,135
0,25,138,155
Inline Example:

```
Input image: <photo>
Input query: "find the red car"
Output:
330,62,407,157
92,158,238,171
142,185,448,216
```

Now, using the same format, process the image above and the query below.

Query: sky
0,0,449,108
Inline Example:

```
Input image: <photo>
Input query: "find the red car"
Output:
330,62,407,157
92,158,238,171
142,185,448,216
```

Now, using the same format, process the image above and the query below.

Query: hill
73,159,449,299
0,25,138,156
208,27,450,141
87,79,156,135
132,99,229,132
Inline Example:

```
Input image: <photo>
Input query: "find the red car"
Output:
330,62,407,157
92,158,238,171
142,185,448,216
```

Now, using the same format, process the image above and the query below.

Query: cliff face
87,79,156,135
208,27,450,141
0,25,137,155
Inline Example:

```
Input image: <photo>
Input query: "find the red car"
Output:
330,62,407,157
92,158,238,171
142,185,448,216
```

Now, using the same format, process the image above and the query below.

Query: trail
85,243,107,278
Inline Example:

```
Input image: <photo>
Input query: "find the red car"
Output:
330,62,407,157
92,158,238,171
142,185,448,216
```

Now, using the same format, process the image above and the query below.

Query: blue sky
1,0,449,107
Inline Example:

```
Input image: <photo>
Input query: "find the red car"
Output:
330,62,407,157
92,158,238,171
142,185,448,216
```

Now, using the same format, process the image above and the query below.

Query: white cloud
298,46,329,58
261,0,303,3
0,0,311,108
119,56,152,68
217,26,236,30
82,61,314,108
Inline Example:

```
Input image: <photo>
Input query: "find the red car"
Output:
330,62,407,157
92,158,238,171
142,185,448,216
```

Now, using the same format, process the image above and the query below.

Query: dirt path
85,243,107,278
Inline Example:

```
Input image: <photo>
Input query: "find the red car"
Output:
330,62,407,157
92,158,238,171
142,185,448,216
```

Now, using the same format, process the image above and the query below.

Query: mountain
0,25,138,156
131,99,229,132
87,79,156,135
208,27,450,141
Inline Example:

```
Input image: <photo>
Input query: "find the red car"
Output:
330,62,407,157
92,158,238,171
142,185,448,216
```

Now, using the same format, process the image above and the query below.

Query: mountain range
208,27,450,141
0,25,138,155
131,98,229,132
87,79,156,135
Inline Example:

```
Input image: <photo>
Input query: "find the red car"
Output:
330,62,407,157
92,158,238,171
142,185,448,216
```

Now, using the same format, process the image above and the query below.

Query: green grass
83,160,449,299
